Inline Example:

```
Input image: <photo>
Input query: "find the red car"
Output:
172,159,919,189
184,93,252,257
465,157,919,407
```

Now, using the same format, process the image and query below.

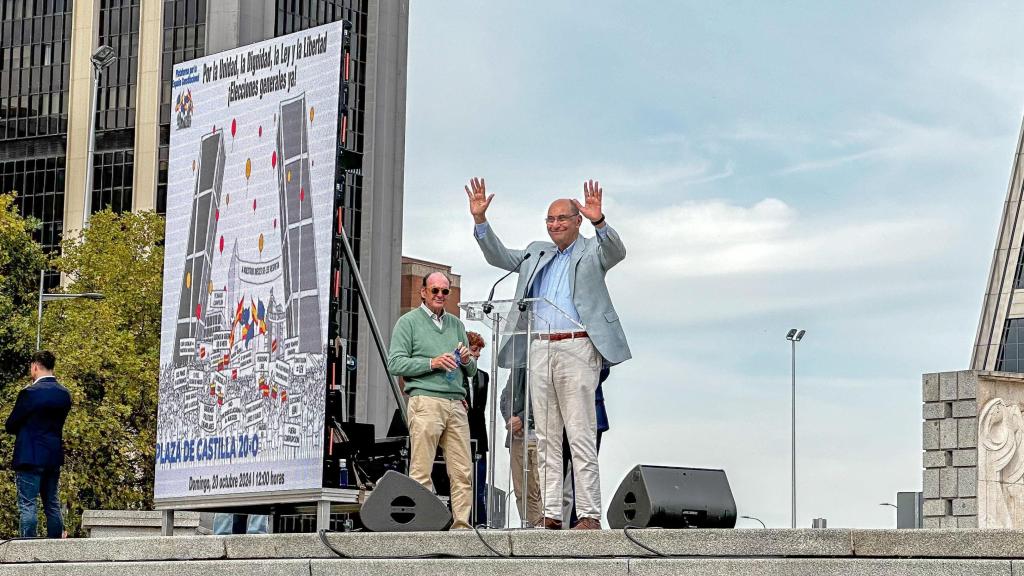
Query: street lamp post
36,269,105,350
84,45,117,229
786,328,806,529
740,515,766,528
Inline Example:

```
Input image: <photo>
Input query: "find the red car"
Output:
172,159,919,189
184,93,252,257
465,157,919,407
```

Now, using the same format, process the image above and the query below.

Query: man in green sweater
387,272,477,529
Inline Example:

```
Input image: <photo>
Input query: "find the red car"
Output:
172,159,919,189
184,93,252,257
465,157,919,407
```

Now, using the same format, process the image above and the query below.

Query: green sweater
387,307,478,399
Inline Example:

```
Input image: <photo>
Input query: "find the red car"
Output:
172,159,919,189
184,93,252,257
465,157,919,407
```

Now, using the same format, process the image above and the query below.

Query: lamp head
91,45,116,69
786,328,806,342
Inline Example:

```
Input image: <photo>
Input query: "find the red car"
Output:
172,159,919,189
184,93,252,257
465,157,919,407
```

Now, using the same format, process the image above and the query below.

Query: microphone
517,251,546,312
482,253,532,314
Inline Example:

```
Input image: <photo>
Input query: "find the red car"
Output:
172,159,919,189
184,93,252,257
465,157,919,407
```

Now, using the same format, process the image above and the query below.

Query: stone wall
922,370,1024,528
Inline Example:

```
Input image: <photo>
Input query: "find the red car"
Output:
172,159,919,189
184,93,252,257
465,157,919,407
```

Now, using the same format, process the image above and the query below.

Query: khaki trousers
407,395,473,529
509,436,543,526
530,337,602,520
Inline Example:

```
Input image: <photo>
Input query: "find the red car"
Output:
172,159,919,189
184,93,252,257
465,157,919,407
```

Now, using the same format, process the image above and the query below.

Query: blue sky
402,1,1024,527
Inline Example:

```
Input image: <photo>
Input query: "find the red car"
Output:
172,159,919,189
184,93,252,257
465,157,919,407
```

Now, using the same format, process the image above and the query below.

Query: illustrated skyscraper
173,131,226,365
276,93,322,355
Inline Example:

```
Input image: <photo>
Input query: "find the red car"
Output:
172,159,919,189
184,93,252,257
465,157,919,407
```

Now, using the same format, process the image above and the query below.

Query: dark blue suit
5,376,71,538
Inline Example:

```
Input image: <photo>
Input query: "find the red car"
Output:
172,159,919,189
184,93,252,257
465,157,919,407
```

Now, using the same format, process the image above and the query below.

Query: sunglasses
429,288,450,296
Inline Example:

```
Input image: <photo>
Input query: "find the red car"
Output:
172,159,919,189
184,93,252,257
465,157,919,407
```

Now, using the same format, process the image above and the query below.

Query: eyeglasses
544,214,579,224
429,288,450,296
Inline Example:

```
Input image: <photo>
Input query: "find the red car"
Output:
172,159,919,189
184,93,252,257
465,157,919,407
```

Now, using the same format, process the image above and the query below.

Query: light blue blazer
476,222,631,367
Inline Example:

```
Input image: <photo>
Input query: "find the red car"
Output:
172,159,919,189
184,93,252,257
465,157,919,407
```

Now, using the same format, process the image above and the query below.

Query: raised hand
572,179,604,225
465,177,494,225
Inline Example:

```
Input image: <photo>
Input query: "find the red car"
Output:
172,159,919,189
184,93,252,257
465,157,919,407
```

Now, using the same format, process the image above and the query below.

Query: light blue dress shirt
474,221,609,332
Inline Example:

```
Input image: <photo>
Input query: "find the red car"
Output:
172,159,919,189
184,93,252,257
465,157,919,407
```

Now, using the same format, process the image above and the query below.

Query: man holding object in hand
467,178,630,530
387,272,477,529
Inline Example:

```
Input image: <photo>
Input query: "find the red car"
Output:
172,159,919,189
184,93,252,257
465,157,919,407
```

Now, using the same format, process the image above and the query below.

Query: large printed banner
155,22,342,500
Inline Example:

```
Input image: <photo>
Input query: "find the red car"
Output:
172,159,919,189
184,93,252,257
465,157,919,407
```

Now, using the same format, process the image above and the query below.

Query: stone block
226,531,514,560
923,469,940,498
0,535,226,563
940,372,958,401
508,529,853,558
923,402,952,420
923,421,940,450
922,499,950,517
922,517,941,528
923,373,940,402
958,417,978,449
940,418,958,449
958,516,979,528
0,560,312,576
953,498,977,516
940,516,959,528
940,468,958,498
923,450,951,468
958,370,978,399
952,449,977,467
628,558,1011,576
958,468,977,497
952,400,978,418
854,529,1024,557
310,559,628,576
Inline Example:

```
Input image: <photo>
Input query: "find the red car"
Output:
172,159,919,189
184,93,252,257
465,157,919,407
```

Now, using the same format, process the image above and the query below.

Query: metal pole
791,338,796,529
36,269,45,351
485,311,500,528
521,308,534,528
83,65,100,229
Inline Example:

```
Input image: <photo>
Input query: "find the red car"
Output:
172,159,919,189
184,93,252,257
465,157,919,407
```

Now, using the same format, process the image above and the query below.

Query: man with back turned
6,350,72,538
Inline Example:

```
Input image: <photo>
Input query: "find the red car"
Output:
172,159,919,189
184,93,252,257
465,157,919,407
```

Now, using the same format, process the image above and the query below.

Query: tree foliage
0,208,165,536
0,194,47,386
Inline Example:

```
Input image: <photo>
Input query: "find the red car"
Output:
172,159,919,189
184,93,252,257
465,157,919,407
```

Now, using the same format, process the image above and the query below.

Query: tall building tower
0,1,407,431
974,119,1024,372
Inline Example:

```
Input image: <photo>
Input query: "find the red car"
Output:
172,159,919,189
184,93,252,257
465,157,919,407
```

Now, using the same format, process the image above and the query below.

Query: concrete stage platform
2,529,1024,575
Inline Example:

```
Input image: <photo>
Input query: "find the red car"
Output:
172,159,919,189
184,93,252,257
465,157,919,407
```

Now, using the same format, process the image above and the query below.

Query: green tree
0,193,47,387
0,209,165,537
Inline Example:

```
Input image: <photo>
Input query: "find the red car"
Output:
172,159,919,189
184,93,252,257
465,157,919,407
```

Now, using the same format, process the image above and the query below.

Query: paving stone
1,535,226,563
508,529,853,558
958,417,978,449
958,468,977,498
940,468,958,498
940,418,958,449
924,421,941,450
953,498,977,516
853,529,1024,557
923,469,940,498
952,449,977,468
923,499,950,517
939,372,958,401
225,531,513,560
629,558,1011,576
310,558,627,576
957,371,978,400
0,559,310,576
923,373,940,402
952,400,978,418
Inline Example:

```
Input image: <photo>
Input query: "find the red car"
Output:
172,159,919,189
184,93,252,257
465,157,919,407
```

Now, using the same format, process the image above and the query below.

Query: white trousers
530,336,602,520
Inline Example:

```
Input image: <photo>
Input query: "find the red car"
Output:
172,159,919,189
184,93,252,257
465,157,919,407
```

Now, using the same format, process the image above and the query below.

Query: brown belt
534,331,588,342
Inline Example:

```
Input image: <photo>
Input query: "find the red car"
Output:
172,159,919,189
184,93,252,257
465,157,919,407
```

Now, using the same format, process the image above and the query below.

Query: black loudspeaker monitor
607,465,737,529
360,470,453,532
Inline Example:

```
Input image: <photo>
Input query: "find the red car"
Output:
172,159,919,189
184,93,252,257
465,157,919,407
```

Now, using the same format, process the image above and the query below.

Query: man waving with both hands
466,177,630,530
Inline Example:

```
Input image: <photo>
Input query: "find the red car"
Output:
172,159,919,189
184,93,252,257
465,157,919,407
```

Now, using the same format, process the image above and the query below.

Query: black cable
317,529,351,558
472,524,507,558
622,525,667,557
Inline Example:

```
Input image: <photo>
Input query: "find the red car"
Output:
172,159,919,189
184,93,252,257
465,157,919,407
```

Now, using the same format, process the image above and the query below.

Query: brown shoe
572,517,601,530
542,517,562,530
